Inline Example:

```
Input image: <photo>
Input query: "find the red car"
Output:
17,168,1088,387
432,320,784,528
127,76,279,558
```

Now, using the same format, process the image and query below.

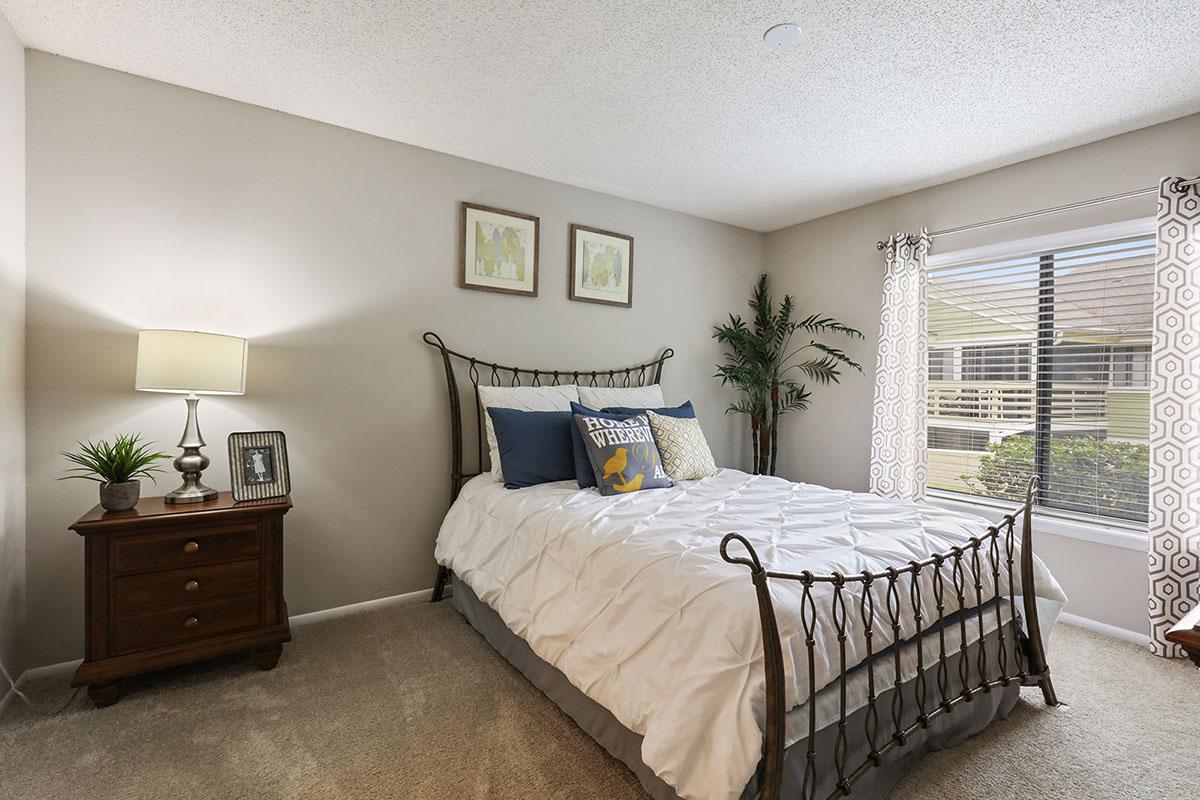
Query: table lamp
135,330,249,503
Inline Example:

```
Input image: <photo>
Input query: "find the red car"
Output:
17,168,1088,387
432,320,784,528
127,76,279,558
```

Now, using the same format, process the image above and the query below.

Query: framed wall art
569,224,633,308
228,431,291,501
460,202,539,297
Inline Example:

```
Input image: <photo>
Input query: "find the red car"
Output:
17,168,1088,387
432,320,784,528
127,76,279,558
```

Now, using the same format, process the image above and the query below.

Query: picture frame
460,202,540,297
228,431,291,502
569,224,634,308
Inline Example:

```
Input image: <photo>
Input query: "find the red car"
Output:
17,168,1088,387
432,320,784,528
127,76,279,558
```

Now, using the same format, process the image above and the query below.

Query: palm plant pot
99,480,140,512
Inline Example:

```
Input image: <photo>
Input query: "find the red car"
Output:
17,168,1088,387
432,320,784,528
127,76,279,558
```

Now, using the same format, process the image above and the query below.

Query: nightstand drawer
114,595,262,655
113,524,260,574
113,560,261,613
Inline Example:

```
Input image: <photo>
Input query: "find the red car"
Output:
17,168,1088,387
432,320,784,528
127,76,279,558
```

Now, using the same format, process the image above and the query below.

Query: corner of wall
0,8,28,685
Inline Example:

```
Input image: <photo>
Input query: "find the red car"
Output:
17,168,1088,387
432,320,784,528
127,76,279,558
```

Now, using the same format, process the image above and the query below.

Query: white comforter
435,469,1066,800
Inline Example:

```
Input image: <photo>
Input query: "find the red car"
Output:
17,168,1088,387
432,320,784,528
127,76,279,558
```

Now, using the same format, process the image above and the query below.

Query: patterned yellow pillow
645,411,718,481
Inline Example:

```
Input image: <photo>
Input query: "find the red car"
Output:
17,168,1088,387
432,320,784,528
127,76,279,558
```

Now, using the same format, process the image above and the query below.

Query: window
1111,345,1151,388
928,348,956,381
926,231,1154,524
928,426,990,451
961,343,1031,381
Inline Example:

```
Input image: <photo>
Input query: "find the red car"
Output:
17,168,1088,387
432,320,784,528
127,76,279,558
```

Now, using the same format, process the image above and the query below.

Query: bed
423,333,1065,800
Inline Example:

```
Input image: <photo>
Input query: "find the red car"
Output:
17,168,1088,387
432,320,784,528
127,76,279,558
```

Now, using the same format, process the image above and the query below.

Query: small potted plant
61,434,172,512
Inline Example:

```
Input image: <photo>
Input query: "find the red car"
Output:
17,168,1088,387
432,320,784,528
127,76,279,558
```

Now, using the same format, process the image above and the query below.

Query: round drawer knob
183,541,200,554
184,580,200,592
183,616,200,629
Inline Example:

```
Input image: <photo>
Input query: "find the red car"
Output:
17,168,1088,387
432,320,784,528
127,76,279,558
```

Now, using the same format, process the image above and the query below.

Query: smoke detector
763,23,802,49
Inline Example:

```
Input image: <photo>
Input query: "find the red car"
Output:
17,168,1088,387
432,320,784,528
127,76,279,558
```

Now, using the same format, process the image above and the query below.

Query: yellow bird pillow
573,412,672,496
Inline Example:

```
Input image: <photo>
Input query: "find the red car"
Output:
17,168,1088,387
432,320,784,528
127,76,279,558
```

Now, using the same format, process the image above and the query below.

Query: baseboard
289,586,438,627
2,586,440,713
1059,611,1150,648
24,658,80,681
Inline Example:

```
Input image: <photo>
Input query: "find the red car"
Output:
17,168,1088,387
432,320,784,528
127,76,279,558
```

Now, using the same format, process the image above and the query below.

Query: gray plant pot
100,480,140,512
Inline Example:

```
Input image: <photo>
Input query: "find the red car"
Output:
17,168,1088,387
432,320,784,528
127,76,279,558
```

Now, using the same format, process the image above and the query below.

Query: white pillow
577,384,666,410
477,384,580,480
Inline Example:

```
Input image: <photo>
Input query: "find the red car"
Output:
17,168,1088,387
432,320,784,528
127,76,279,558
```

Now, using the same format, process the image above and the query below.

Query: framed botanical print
460,202,539,297
228,431,291,501
569,224,633,308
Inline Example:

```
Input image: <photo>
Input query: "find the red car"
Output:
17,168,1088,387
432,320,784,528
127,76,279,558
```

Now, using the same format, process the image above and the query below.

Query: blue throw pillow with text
573,411,672,496
568,401,694,488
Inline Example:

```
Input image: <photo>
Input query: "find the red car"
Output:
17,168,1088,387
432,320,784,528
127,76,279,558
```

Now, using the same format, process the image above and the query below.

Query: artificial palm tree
713,273,864,475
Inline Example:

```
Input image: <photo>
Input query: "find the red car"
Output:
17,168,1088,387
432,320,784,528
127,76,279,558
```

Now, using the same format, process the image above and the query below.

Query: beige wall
0,11,26,678
21,50,1194,665
23,53,763,667
764,112,1200,636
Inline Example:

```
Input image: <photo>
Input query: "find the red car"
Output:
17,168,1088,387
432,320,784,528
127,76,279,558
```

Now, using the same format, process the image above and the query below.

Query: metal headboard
422,331,675,505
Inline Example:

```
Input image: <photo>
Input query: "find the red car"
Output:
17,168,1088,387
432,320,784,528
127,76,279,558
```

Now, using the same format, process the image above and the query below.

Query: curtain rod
875,176,1200,250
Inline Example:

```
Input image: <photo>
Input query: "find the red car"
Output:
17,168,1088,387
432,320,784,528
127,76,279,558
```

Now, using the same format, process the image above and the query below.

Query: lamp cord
0,655,31,706
1,655,83,716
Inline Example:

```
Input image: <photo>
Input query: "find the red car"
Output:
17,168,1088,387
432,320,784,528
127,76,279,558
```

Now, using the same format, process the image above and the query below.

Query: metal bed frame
423,331,1058,800
423,331,674,601
720,477,1058,799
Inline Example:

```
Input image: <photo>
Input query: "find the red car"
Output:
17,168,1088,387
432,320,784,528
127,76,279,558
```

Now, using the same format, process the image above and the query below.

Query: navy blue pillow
486,408,577,489
568,401,695,488
600,401,696,419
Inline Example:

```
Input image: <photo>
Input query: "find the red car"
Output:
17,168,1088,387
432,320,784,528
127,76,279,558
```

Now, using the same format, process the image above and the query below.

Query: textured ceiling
4,1,1199,232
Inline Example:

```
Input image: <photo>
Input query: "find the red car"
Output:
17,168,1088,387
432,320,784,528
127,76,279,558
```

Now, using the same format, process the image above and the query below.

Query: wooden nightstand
1167,605,1200,668
70,492,292,707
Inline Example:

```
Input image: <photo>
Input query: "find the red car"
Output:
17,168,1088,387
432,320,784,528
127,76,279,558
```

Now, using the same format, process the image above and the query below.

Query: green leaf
805,341,863,372
59,433,172,485
713,273,863,459
967,435,1148,520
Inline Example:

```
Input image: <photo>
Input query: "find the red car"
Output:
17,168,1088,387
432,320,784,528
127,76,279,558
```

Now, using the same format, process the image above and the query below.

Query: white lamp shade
135,330,248,395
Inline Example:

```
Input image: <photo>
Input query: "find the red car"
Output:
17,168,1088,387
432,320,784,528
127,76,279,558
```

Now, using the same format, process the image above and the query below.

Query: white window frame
924,217,1156,270
927,489,1148,551
925,216,1156,547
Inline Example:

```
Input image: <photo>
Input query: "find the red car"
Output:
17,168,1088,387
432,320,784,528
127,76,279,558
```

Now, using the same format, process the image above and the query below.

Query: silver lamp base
165,393,219,504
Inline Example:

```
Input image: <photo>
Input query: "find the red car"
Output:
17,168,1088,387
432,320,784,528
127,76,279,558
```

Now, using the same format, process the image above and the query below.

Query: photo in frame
569,224,633,308
460,202,539,297
228,431,291,501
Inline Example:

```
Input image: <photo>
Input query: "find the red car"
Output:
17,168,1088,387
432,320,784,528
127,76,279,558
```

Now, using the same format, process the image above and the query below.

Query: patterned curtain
1149,178,1200,657
869,229,931,501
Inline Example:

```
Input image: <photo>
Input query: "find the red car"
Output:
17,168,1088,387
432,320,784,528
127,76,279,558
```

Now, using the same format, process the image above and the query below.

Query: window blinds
926,234,1155,523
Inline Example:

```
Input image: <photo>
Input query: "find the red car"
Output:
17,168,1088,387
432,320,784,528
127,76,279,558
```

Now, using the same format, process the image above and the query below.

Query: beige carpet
1,602,1196,799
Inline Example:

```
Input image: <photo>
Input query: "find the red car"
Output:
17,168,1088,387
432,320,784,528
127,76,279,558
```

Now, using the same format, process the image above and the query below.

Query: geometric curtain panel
869,228,931,502
1149,177,1200,657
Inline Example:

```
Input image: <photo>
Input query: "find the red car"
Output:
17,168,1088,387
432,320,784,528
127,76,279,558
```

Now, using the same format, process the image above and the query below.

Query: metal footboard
720,476,1058,800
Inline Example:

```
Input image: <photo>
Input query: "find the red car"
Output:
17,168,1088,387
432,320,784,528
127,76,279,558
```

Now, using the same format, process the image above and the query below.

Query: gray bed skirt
451,578,1021,800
